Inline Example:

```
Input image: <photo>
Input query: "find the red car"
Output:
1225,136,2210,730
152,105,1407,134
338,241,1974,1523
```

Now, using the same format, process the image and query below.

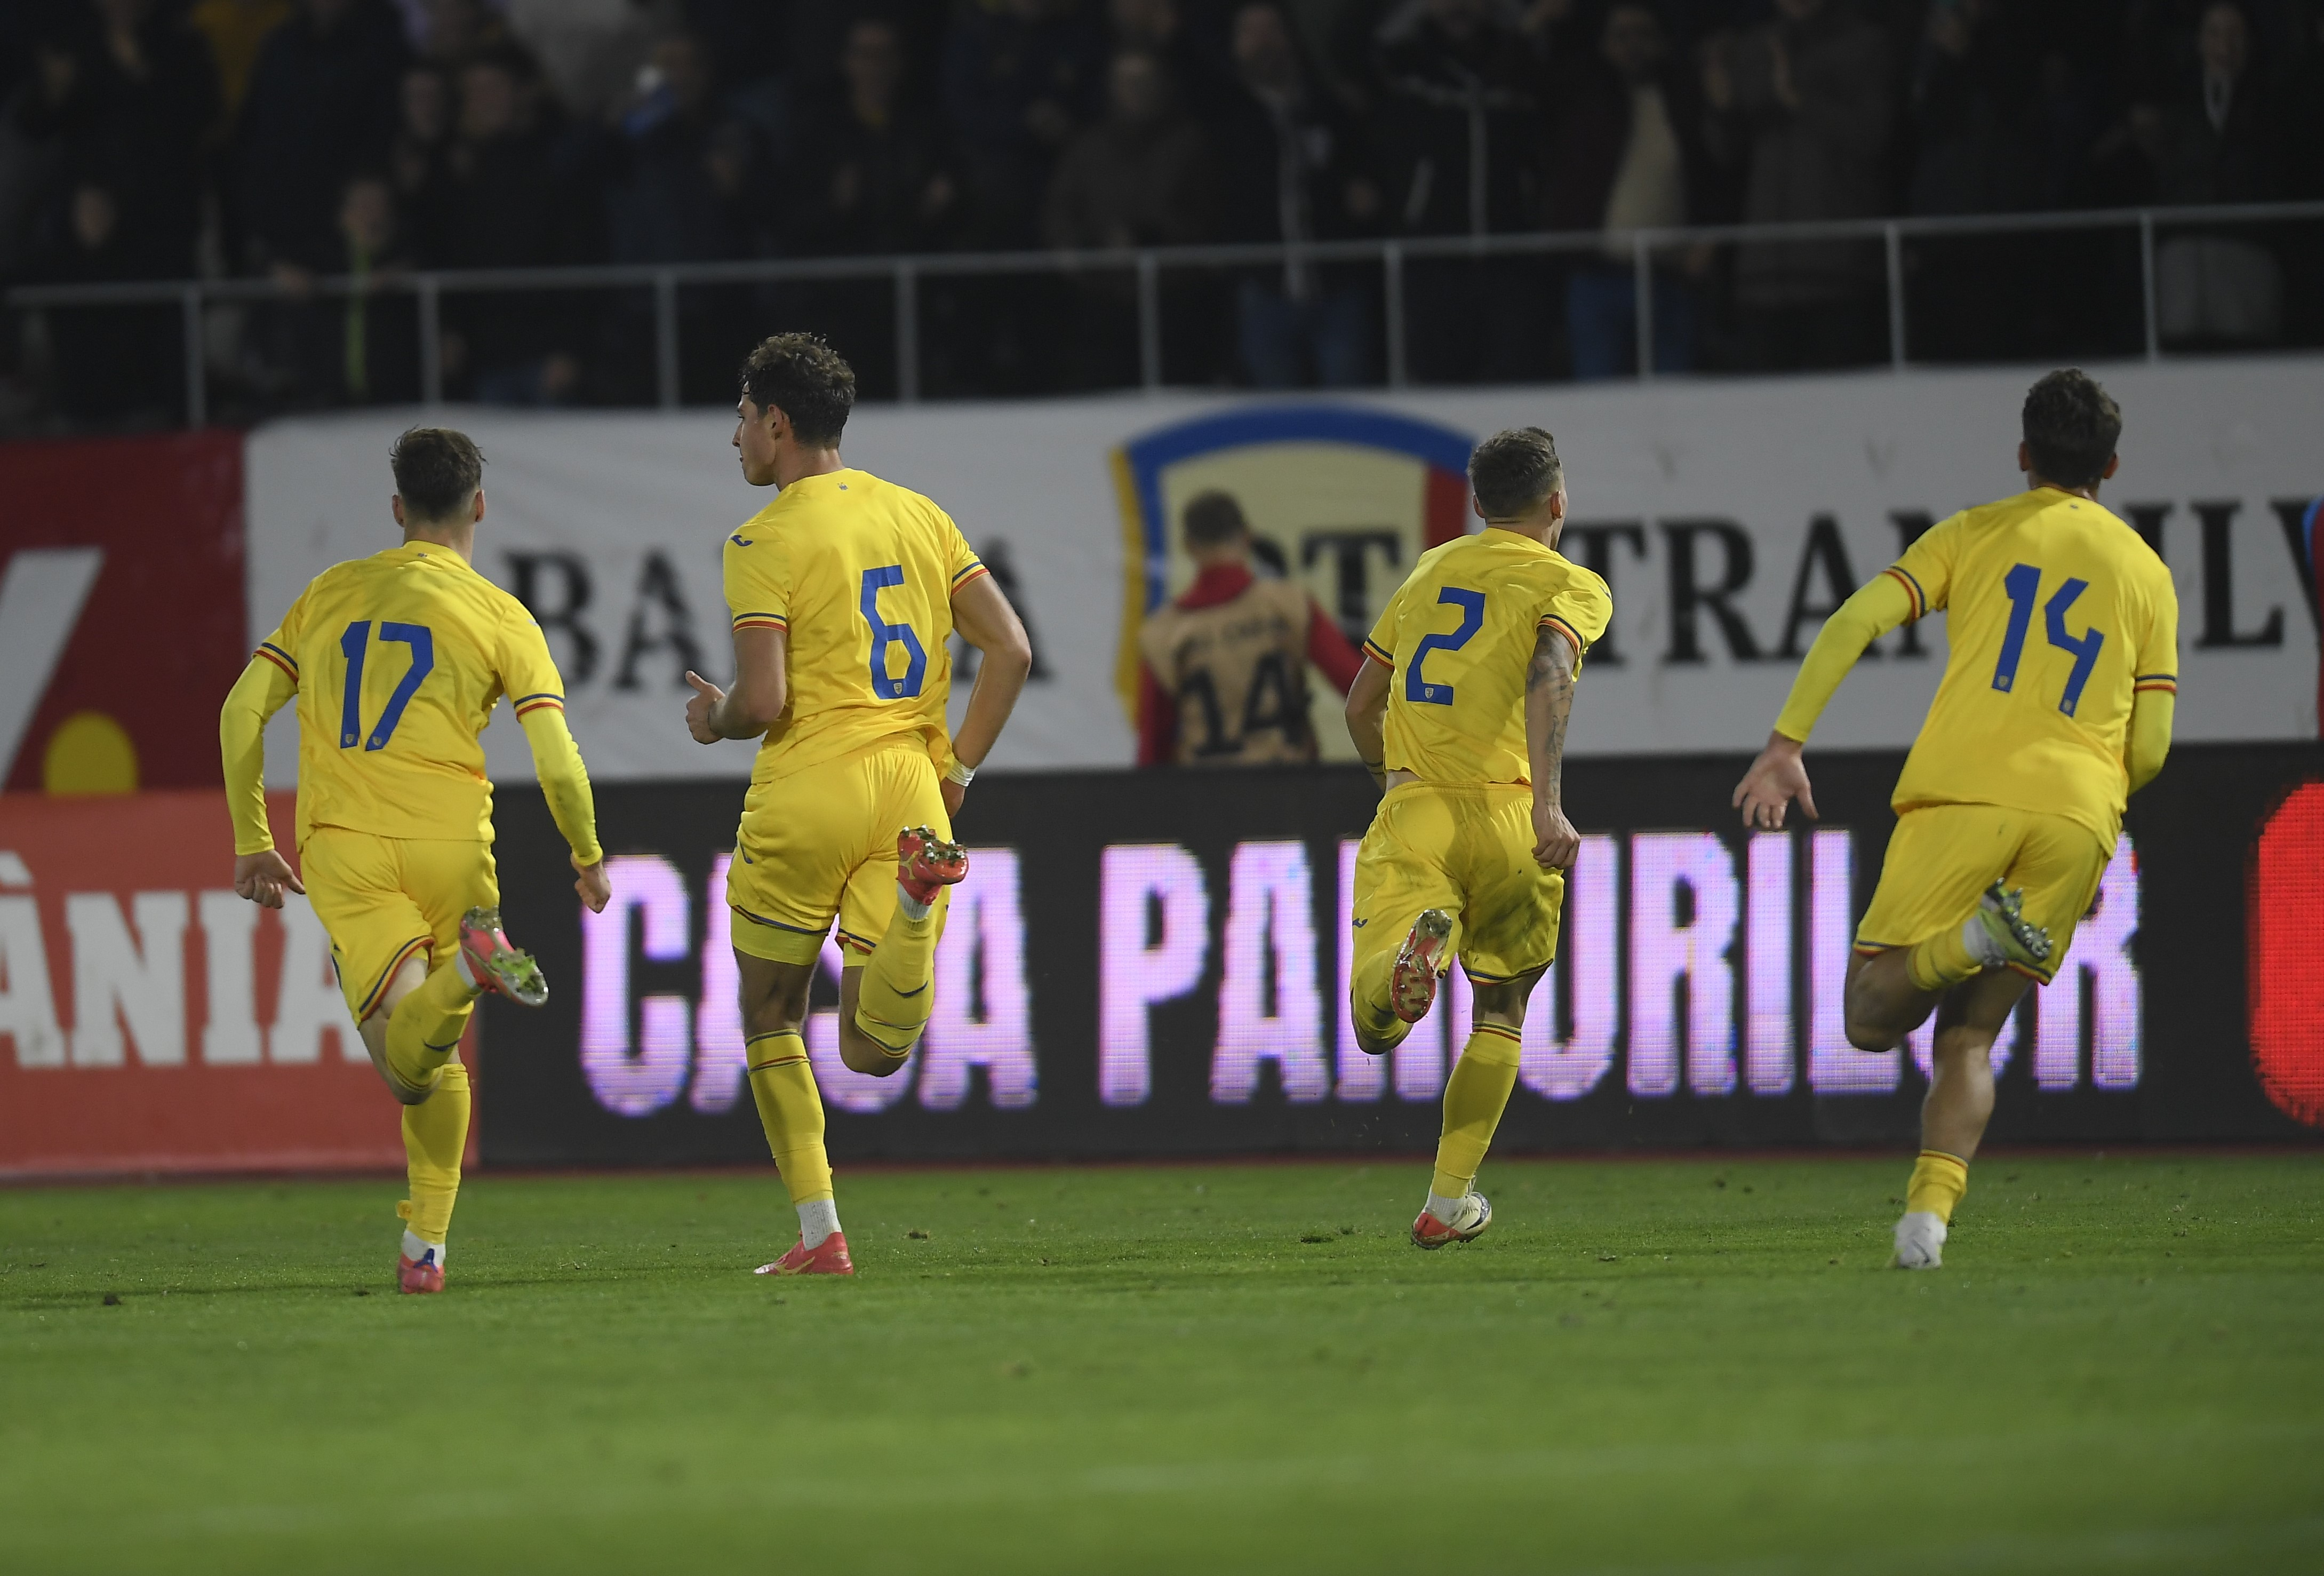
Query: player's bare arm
685,624,787,744
944,570,1033,816
1525,624,1581,869
1344,655,1390,789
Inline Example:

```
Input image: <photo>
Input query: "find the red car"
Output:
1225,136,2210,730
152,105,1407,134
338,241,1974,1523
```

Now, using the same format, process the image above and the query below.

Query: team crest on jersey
1109,405,1475,749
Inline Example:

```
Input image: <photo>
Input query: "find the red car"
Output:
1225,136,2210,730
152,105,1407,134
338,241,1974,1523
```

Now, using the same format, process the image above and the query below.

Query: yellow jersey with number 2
1363,528,1613,787
722,468,987,786
1877,489,2177,847
255,542,572,849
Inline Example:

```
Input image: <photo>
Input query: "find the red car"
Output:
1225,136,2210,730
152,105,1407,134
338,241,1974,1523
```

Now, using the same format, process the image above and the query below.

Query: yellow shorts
301,827,498,1021
728,742,952,966
1351,781,1564,988
1856,803,2112,984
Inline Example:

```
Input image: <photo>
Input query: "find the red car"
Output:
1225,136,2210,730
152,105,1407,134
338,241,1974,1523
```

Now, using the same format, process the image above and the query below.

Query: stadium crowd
3,0,2322,424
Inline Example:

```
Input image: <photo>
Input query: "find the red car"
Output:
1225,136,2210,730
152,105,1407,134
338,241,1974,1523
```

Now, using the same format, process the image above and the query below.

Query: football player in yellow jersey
682,334,1032,1277
219,428,610,1295
1343,427,1613,1248
1734,370,2178,1270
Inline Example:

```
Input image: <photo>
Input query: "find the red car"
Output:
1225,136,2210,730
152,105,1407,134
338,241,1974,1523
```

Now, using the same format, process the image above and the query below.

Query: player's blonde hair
1468,427,1563,521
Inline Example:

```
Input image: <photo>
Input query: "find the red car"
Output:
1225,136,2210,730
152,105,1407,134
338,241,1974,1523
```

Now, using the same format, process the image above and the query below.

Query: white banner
245,358,2323,784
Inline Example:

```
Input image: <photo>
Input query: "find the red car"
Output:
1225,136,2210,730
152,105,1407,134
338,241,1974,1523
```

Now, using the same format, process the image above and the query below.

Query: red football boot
897,826,969,909
754,1231,856,1277
458,906,549,1007
397,1248,446,1294
1389,909,1453,1023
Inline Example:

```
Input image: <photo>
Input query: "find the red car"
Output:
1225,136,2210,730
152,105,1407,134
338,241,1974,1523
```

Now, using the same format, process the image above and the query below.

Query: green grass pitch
3,1152,2319,1574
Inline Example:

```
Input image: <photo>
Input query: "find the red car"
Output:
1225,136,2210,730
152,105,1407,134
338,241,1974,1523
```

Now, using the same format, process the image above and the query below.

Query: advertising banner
477,744,2324,1168
0,791,460,1176
1,431,246,793
242,360,2324,785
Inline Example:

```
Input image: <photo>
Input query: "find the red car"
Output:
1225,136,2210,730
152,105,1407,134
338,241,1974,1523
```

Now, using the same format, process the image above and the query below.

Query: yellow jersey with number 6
1363,528,1612,788
722,468,987,785
255,542,570,848
1883,488,2178,846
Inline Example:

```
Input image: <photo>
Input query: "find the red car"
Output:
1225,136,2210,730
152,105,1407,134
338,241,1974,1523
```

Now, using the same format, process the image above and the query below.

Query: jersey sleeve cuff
1882,566,1928,620
1361,638,1394,666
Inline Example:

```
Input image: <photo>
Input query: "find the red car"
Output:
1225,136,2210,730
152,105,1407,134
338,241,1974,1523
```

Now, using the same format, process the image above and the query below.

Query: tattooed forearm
1526,624,1577,801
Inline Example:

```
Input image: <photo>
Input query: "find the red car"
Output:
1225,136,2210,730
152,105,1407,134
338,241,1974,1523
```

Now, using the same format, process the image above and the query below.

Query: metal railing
10,198,2324,427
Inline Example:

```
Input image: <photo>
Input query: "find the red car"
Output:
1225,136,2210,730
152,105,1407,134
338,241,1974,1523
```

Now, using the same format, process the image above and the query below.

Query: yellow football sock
853,893,945,1054
1347,954,1415,1053
384,961,479,1091
1906,924,1980,993
1905,1149,1969,1224
746,1031,833,1205
1430,1024,1522,1199
397,1059,469,1245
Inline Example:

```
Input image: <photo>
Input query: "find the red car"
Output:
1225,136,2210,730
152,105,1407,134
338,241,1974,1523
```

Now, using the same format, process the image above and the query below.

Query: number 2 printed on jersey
1406,587,1485,706
338,620,434,750
1991,563,2104,717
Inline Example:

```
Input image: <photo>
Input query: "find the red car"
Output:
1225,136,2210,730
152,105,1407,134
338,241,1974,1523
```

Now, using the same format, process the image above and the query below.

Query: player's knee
840,1026,913,1077
1843,1011,1898,1055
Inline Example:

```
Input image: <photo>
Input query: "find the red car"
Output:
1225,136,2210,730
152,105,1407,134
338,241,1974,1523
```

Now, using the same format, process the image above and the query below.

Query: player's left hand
940,776,966,818
233,849,305,909
683,670,724,744
573,855,611,914
1531,801,1580,871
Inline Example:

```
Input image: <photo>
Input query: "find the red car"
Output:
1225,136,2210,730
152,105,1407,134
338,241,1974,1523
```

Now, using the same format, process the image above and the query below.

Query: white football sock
1425,1190,1466,1226
401,1228,446,1267
797,1197,841,1249
1960,912,2005,969
453,948,483,992
895,882,932,923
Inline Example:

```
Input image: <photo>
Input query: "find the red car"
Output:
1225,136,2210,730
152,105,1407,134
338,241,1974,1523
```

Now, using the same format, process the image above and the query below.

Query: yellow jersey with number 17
1879,488,2177,846
1363,528,1614,788
256,542,572,849
722,468,987,786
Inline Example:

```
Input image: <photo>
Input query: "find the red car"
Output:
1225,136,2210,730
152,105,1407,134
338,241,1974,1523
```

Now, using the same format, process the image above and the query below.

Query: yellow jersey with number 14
256,542,571,848
1364,527,1614,788
722,468,986,787
1882,488,2178,846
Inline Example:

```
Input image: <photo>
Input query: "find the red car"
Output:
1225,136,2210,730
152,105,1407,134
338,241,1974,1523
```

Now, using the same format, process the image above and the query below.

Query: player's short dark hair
1182,490,1249,547
2022,369,2121,489
739,332,856,447
389,426,484,520
1469,427,1564,520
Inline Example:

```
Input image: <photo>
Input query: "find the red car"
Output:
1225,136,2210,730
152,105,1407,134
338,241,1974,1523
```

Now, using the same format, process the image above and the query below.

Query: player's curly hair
2022,369,2121,489
389,426,484,521
1468,427,1563,521
739,332,856,447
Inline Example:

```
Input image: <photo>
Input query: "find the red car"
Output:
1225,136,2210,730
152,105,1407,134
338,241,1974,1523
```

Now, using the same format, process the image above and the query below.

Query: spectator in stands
2145,0,2288,345
1372,0,1543,380
1544,1,1715,380
944,0,1108,248
440,45,580,401
389,63,456,264
1211,0,1380,386
1112,0,1227,113
1702,0,1894,372
602,31,765,264
287,171,420,404
14,0,220,278
189,0,292,130
29,178,183,423
1906,0,2040,362
1136,489,1365,767
792,18,962,254
236,0,406,273
1044,47,1212,382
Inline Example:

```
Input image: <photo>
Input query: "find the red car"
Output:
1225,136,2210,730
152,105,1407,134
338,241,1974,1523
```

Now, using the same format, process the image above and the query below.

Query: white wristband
945,759,977,786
